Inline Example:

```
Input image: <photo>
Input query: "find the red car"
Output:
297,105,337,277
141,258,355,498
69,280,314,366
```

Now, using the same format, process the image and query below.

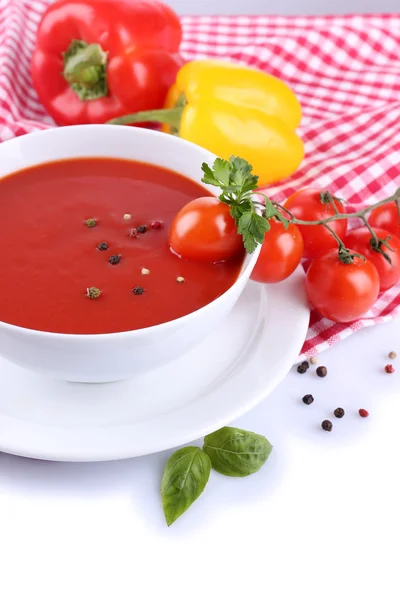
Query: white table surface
1,314,399,600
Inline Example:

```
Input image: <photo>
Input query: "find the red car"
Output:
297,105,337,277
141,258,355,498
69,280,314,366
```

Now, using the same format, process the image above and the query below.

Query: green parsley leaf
237,211,252,234
238,212,270,253
201,162,220,187
249,213,270,243
201,155,269,254
229,156,259,191
230,200,252,224
212,158,231,186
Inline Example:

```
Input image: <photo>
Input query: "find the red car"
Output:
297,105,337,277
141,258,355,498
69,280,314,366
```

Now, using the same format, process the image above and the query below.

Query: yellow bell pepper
109,59,304,187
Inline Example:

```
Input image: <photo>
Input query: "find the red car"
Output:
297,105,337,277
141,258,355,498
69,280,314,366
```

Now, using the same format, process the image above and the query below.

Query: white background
1,318,399,600
2,1,400,599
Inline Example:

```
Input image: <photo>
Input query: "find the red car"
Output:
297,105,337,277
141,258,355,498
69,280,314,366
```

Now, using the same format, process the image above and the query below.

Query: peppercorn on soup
0,158,244,334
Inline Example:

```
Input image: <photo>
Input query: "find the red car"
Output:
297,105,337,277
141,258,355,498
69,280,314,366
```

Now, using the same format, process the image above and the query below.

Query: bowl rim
0,125,261,340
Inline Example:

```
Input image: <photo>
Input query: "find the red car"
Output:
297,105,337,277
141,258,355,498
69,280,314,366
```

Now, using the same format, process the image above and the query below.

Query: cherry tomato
169,196,243,262
250,220,304,283
369,201,400,239
345,227,400,292
284,188,347,259
306,250,380,322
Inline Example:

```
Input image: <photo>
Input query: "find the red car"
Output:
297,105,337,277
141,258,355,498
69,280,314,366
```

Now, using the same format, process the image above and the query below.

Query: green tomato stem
272,189,400,227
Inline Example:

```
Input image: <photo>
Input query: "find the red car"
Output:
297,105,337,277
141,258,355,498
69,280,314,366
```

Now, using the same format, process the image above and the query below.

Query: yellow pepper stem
108,93,186,134
108,107,181,127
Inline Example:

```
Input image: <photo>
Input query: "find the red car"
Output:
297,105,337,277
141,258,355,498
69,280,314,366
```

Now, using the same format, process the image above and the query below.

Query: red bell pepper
31,0,183,126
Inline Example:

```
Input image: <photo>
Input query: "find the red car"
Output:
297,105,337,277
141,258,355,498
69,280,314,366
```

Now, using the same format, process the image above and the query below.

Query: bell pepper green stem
63,40,108,101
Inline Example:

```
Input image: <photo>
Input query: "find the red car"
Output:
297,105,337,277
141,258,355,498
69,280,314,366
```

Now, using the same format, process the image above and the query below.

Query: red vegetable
369,201,400,239
250,220,304,283
169,197,244,262
31,0,183,125
305,250,380,322
344,227,400,292
284,188,347,259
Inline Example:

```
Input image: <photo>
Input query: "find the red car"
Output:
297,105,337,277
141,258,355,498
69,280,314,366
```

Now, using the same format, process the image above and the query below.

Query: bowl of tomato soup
0,125,260,382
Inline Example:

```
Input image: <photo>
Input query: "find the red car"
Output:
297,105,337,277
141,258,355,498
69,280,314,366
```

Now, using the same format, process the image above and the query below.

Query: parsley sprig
201,156,286,253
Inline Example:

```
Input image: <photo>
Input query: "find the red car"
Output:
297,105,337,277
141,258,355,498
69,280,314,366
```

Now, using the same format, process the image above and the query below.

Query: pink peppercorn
151,220,163,230
358,409,369,418
385,364,395,374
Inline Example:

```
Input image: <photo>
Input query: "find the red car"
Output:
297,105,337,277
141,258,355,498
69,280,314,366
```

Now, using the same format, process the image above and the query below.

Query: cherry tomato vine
172,155,400,323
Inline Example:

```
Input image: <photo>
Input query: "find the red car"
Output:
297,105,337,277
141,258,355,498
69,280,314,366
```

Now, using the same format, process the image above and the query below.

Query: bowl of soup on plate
0,125,260,382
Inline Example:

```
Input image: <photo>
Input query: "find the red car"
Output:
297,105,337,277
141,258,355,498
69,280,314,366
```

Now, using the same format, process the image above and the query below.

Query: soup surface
0,158,244,334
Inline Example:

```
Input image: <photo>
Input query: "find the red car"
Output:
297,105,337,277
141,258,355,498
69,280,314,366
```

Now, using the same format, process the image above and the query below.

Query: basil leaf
203,427,272,477
161,446,211,526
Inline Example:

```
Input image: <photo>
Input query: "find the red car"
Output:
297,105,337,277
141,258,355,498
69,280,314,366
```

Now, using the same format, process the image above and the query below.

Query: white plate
0,269,309,461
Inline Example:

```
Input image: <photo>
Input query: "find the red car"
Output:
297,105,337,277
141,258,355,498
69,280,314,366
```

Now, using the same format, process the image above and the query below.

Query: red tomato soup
0,158,244,334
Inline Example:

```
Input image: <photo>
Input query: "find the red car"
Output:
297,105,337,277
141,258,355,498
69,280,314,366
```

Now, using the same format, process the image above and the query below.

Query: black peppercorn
334,407,345,418
316,366,327,378
302,394,314,405
97,242,108,251
137,225,147,233
109,254,121,265
133,286,144,295
297,360,309,374
321,420,333,432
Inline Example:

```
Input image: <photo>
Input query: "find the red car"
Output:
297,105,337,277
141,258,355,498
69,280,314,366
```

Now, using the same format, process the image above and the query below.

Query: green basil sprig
203,427,272,477
161,446,211,527
160,427,273,525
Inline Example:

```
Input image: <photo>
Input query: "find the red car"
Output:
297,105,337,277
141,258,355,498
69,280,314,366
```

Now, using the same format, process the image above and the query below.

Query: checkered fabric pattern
1,1,399,356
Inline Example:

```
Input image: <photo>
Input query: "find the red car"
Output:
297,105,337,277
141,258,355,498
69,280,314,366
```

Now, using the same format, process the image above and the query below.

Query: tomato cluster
169,190,400,324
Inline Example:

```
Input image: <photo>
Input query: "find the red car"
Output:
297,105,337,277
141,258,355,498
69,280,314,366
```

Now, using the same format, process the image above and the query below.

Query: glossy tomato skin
345,227,400,292
31,0,183,125
284,188,347,259
250,220,303,283
169,197,243,262
306,250,380,322
369,202,400,239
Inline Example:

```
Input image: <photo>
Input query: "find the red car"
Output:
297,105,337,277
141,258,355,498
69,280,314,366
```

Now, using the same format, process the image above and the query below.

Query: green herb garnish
201,156,287,253
201,155,400,264
203,427,273,477
161,447,211,527
161,427,273,525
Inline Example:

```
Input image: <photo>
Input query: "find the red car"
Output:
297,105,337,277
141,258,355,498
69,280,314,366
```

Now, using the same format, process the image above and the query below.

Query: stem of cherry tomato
258,188,400,265
268,188,400,227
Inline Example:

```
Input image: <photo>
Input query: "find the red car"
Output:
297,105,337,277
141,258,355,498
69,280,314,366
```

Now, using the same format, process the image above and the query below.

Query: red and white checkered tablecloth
1,1,400,356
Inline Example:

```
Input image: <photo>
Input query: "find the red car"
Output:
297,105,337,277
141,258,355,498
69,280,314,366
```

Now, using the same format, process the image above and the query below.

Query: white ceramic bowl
0,125,261,382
